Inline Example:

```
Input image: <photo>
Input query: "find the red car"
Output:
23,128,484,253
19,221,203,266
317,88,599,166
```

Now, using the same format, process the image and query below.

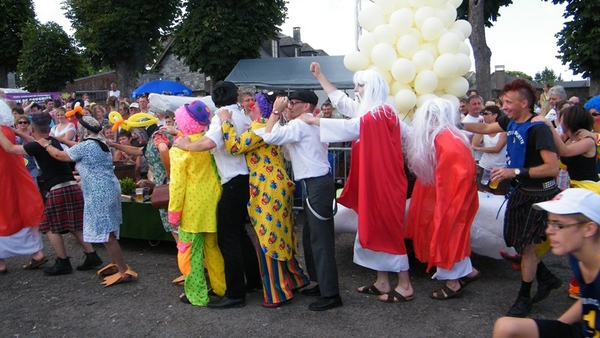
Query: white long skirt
0,227,43,259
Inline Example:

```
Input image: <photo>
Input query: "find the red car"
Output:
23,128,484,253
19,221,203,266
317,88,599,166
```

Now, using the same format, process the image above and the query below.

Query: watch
514,168,521,177
272,110,280,116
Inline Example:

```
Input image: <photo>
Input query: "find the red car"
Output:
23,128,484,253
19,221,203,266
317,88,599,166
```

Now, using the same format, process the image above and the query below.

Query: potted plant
119,177,138,200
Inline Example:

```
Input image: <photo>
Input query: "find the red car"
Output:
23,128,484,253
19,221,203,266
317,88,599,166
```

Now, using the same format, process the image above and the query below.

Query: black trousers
217,175,260,299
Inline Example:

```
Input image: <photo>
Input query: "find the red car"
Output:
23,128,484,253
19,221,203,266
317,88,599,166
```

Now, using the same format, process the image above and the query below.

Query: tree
546,0,600,95
63,0,181,97
507,71,533,82
0,0,35,87
533,67,557,86
17,22,83,92
458,0,512,101
173,0,287,83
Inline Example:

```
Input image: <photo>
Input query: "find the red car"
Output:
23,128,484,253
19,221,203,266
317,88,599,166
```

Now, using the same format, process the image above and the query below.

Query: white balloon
374,0,396,15
371,43,398,71
358,6,386,32
441,94,460,112
374,24,398,45
417,93,438,107
344,51,370,72
412,50,435,72
414,6,436,29
368,65,393,84
421,17,444,41
433,53,458,78
449,28,466,41
444,76,469,97
452,20,472,39
448,0,463,9
409,28,424,45
435,8,452,29
418,43,439,58
391,58,416,84
437,32,461,54
391,81,413,95
414,70,438,95
358,32,378,56
395,89,418,112
435,77,451,91
426,0,447,8
409,0,427,8
443,3,458,23
396,35,419,58
455,53,472,76
396,0,411,9
458,41,471,56
389,8,414,35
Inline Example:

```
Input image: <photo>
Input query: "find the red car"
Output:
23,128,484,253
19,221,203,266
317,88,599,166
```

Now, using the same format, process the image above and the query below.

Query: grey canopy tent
225,56,355,91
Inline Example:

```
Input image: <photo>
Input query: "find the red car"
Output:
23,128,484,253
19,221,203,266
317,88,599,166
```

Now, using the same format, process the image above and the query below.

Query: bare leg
0,259,6,271
31,250,45,261
521,244,539,283
103,234,127,274
358,271,391,294
171,231,179,243
46,232,68,258
71,230,95,253
493,317,540,338
394,270,413,296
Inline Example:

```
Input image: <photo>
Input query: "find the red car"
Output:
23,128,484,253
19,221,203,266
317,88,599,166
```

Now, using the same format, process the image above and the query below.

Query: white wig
406,98,469,185
0,100,12,127
353,70,397,119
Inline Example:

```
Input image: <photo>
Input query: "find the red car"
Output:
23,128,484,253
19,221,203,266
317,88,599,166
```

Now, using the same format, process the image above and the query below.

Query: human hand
532,115,552,127
273,97,288,113
490,167,515,182
310,62,322,78
575,129,596,141
217,109,232,122
173,135,191,150
159,125,179,136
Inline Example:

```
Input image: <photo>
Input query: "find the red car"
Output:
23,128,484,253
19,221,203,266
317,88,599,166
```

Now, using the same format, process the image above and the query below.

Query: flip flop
101,268,138,287
430,285,462,300
459,271,482,289
378,290,414,303
357,284,384,295
22,257,48,270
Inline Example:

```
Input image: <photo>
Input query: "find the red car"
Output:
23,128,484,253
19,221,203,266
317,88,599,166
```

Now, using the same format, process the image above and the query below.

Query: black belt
518,179,557,191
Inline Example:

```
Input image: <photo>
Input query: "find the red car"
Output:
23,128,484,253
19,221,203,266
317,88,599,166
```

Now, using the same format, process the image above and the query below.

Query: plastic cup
489,178,500,190
135,188,144,202
481,168,491,185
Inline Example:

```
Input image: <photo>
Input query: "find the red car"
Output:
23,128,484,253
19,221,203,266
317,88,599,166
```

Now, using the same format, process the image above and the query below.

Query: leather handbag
151,179,169,209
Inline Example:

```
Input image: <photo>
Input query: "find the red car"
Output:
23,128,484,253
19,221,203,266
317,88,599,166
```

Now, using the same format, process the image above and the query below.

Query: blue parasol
132,80,193,98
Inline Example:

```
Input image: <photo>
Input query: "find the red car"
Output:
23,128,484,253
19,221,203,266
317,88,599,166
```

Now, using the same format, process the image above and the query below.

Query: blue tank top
570,254,600,337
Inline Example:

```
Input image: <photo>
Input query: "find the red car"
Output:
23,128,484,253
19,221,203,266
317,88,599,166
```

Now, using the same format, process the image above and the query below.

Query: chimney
495,65,505,90
293,27,301,42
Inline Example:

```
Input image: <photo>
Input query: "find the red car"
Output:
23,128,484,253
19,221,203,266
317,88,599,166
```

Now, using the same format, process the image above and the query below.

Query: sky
33,0,581,81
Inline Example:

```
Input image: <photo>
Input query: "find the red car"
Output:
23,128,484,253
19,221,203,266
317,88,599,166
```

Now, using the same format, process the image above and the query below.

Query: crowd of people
1,68,600,336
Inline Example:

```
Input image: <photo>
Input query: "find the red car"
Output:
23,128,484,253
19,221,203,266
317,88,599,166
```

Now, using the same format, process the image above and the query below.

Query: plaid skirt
40,183,84,234
503,185,559,254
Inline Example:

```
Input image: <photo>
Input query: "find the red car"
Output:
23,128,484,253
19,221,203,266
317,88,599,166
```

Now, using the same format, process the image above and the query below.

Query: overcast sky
33,0,581,81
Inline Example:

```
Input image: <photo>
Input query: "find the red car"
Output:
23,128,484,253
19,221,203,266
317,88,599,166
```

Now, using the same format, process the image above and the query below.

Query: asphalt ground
0,211,574,338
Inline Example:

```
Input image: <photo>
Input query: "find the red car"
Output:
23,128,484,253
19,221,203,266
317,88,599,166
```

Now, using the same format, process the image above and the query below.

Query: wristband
272,110,280,116
517,168,530,178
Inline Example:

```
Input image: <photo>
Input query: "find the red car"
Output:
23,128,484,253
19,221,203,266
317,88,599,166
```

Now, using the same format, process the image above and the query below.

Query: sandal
377,290,414,303
459,271,482,289
430,285,462,300
357,284,385,295
22,257,48,270
101,268,138,287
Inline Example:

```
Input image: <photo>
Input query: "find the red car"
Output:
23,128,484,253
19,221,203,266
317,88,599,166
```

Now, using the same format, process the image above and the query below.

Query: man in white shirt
545,85,567,126
462,95,484,161
108,82,120,99
174,81,260,309
257,90,342,311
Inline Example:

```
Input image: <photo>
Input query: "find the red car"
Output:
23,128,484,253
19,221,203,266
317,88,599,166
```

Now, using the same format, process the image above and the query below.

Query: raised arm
107,141,144,156
310,62,338,95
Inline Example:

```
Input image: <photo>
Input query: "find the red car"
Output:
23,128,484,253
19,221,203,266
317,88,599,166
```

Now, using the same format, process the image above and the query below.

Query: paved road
0,215,574,338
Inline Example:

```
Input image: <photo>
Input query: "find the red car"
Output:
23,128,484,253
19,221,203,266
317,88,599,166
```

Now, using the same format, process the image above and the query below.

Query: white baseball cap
533,188,600,225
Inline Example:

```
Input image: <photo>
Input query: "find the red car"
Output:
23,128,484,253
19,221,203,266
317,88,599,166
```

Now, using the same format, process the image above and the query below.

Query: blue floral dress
144,130,174,232
67,139,122,243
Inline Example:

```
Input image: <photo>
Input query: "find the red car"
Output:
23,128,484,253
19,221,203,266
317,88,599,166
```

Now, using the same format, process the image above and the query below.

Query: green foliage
506,71,533,81
544,0,600,79
0,0,35,73
17,22,83,91
63,0,181,73
119,177,137,195
457,0,513,27
533,67,557,85
173,0,288,82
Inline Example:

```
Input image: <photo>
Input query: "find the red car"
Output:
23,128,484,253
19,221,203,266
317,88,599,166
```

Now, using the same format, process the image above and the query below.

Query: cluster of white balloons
344,0,472,119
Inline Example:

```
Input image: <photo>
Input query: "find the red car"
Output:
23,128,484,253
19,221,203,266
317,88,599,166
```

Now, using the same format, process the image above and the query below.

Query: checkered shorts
503,186,559,254
40,183,84,234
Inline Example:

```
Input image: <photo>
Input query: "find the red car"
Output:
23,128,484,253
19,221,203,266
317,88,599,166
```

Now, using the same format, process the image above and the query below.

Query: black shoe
308,295,343,311
76,251,103,271
506,296,532,318
532,275,562,303
301,285,321,297
43,257,73,276
207,297,245,309
245,282,262,293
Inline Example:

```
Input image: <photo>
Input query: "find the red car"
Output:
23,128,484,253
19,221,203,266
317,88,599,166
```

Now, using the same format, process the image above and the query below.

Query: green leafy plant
119,177,137,195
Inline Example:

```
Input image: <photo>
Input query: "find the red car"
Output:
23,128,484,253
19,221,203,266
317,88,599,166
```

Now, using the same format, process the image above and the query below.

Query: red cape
338,106,408,255
0,126,44,236
405,131,479,272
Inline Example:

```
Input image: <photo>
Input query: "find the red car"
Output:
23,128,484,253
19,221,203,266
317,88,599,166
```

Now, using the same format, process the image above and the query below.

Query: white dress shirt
205,104,251,184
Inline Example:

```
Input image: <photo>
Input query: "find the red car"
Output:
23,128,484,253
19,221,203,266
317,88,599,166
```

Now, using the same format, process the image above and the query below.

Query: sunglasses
479,112,494,116
592,112,600,117
18,121,29,125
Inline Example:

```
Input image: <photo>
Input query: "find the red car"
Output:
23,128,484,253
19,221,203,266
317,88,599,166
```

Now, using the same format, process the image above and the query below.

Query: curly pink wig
174,100,211,135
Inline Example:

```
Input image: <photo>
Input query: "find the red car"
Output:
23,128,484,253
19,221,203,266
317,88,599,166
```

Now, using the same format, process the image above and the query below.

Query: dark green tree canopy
0,0,36,87
506,71,533,82
17,22,82,91
534,67,557,86
173,0,287,82
457,0,513,27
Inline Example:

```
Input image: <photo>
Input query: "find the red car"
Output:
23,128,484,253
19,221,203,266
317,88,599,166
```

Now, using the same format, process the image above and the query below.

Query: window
271,40,279,58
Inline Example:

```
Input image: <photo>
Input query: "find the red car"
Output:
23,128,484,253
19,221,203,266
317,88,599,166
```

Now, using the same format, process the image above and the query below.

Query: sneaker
76,251,103,271
506,296,532,318
43,257,73,276
568,283,581,300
